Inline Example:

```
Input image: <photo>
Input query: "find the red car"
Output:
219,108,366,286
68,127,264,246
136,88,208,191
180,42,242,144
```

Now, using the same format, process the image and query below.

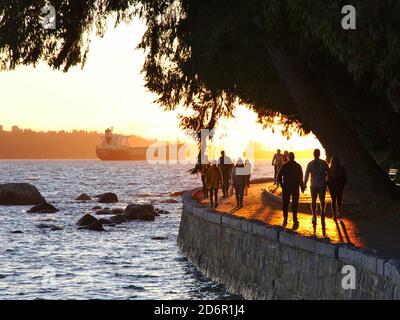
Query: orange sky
0,18,323,153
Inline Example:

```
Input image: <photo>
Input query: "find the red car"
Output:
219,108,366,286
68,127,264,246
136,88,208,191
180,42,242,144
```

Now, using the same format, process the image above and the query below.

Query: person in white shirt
304,149,329,226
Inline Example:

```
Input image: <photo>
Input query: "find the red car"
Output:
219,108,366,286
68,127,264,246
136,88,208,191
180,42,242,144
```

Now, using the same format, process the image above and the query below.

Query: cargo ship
96,128,148,161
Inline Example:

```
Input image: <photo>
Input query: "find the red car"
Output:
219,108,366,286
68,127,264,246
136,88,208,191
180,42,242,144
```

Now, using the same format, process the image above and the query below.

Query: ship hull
96,147,148,161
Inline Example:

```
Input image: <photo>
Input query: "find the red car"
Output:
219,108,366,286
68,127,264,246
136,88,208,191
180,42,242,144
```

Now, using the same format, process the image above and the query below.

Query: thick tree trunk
265,43,399,204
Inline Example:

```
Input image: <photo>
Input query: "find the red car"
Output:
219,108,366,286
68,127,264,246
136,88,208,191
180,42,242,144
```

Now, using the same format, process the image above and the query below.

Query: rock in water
27,201,59,213
125,203,155,214
109,214,127,224
153,211,160,217
159,198,179,204
75,193,92,201
0,183,45,205
76,214,98,226
170,190,186,197
123,204,155,221
95,209,113,215
92,206,102,210
36,224,64,231
111,207,124,214
139,204,155,212
98,218,113,225
78,221,106,232
129,212,155,221
98,193,118,203
155,209,170,215
151,236,168,240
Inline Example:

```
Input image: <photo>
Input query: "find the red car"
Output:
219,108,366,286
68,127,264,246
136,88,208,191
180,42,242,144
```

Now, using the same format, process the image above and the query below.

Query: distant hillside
0,128,155,159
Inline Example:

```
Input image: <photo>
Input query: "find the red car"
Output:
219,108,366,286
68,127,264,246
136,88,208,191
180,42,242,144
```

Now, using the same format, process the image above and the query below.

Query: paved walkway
196,180,400,257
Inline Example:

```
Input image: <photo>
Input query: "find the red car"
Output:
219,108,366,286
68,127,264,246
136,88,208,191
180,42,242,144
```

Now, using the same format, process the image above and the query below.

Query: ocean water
0,159,277,300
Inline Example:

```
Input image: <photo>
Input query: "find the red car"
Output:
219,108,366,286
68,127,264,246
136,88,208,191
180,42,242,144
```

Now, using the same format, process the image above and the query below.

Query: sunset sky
0,18,323,153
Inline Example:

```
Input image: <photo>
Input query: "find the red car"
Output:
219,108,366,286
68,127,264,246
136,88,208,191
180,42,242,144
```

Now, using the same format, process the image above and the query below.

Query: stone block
315,240,338,258
240,220,249,232
265,227,279,242
249,223,278,241
204,211,222,225
384,259,400,285
377,258,388,277
279,230,296,248
182,202,191,214
338,246,378,274
192,206,205,219
294,235,316,253
252,223,268,238
221,215,242,231
247,221,257,233
358,251,378,274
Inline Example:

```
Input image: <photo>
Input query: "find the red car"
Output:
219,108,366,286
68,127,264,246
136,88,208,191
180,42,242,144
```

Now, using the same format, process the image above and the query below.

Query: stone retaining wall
178,191,400,300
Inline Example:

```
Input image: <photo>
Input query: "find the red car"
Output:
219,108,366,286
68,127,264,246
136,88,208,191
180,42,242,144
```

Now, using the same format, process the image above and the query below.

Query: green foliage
0,0,138,71
284,0,400,113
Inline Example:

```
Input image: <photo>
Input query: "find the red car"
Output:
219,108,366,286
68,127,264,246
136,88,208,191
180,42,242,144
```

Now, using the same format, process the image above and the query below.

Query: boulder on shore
27,201,59,213
75,193,92,201
98,193,118,204
0,183,45,205
123,204,156,221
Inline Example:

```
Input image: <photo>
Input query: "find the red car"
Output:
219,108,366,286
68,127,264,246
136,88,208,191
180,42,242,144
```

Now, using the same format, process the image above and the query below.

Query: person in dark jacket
205,160,223,209
200,161,211,199
231,158,247,208
328,156,347,219
277,152,304,230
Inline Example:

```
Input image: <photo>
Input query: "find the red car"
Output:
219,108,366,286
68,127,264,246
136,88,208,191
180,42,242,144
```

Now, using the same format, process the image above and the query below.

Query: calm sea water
0,159,282,300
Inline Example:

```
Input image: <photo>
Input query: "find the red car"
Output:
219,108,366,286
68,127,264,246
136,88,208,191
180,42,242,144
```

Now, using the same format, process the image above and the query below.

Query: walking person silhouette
231,158,247,208
277,152,304,230
328,156,347,220
205,160,223,209
304,149,329,227
272,149,284,185
219,151,233,197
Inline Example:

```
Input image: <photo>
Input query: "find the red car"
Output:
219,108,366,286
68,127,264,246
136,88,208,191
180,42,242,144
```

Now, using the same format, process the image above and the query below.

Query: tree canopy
136,0,400,167
1,0,399,202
